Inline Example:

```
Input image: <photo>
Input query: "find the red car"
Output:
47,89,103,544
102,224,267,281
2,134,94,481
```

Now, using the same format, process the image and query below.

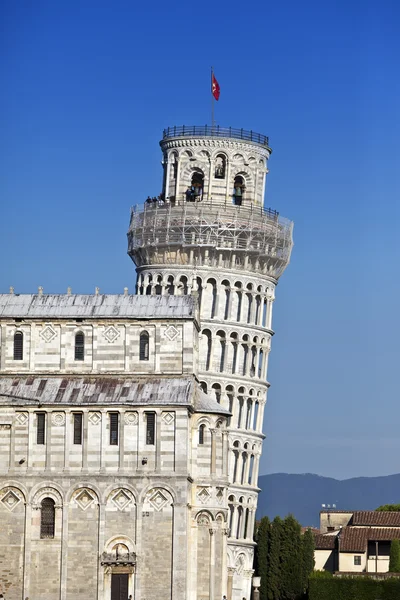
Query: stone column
175,158,181,202
222,528,229,597
209,527,217,600
60,501,69,600
211,429,217,475
208,159,214,200
222,431,229,477
250,294,257,324
165,159,171,198
23,502,32,598
227,567,235,600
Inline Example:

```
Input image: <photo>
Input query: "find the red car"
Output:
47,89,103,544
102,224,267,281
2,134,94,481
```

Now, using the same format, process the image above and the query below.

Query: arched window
40,498,55,539
237,396,244,429
241,452,247,484
139,331,149,361
199,424,205,445
228,497,235,532
244,508,250,539
186,172,204,201
74,332,84,361
13,331,23,360
215,154,226,179
248,454,255,485
245,399,252,429
233,176,245,206
167,276,174,295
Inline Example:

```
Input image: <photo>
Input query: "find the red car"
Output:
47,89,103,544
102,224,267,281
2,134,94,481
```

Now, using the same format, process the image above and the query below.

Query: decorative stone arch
215,511,227,524
179,148,193,158
104,534,136,554
0,480,28,500
195,509,214,525
139,483,176,505
104,486,137,508
180,162,205,181
30,482,64,507
0,485,26,512
230,438,242,450
66,482,101,504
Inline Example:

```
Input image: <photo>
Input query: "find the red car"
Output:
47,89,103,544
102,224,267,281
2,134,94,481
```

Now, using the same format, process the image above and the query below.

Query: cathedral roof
0,294,196,320
0,375,230,415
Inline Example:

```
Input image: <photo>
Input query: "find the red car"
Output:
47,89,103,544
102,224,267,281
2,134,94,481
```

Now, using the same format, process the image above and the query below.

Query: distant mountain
257,473,400,527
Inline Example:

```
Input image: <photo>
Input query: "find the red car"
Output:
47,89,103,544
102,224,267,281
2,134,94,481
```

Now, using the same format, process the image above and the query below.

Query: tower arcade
128,125,294,598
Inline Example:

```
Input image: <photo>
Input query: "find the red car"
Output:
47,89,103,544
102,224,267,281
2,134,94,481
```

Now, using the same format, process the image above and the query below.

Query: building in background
315,509,400,574
0,125,293,600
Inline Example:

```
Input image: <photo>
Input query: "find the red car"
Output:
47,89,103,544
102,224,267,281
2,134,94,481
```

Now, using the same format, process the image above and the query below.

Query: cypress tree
389,539,400,573
267,516,283,600
280,515,302,600
301,528,315,595
255,516,271,600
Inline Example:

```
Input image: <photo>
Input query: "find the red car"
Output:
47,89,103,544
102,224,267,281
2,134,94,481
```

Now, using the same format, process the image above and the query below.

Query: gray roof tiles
0,375,230,415
0,294,196,319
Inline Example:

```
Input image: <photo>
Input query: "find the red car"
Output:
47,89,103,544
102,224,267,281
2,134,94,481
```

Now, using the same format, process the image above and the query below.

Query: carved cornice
161,137,270,159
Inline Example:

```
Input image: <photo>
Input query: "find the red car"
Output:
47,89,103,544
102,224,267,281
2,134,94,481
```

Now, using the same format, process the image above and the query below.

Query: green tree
267,516,283,600
280,515,302,600
375,504,400,511
301,528,315,594
255,516,271,600
389,539,400,573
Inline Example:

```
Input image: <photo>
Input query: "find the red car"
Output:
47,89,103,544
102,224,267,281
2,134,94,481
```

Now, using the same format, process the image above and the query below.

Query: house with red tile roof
314,510,400,574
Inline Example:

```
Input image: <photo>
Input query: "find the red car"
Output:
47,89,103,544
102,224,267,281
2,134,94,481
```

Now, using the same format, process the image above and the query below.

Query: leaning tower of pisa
127,125,293,598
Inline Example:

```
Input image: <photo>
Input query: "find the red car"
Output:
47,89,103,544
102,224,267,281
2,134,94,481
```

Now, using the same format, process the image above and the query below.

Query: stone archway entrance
102,543,136,600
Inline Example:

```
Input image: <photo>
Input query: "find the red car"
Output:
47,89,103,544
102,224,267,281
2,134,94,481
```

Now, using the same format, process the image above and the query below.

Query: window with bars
73,413,83,445
199,424,205,445
37,413,46,445
139,331,149,361
14,331,23,360
109,413,119,445
146,412,155,445
40,498,55,538
74,332,84,361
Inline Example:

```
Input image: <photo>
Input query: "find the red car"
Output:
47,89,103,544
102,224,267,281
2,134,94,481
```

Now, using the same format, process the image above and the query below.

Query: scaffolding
127,200,293,280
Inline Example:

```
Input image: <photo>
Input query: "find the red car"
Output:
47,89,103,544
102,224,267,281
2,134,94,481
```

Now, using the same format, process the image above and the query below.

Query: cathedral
0,125,293,600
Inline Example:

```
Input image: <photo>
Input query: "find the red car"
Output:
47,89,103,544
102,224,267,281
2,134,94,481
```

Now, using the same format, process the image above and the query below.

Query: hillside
257,473,400,527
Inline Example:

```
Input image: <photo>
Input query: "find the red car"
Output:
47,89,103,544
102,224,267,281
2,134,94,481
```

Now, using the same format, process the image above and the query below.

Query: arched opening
13,331,23,360
232,442,240,482
253,401,259,431
178,275,188,295
199,424,206,445
226,386,234,426
167,275,174,295
196,277,203,311
233,175,245,206
40,497,56,539
139,331,149,361
244,508,250,539
237,396,244,429
186,172,204,201
214,154,226,179
248,454,255,484
236,505,243,539
154,275,162,295
255,295,262,324
228,495,235,531
199,382,208,395
250,346,257,377
74,332,84,361
212,383,221,404
245,399,252,429
202,329,212,371
222,280,230,320
246,292,252,323
207,278,217,319
258,348,264,378
146,275,152,295
241,452,247,484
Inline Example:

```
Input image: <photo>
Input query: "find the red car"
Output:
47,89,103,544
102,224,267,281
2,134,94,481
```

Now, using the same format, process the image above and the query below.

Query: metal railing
162,125,270,147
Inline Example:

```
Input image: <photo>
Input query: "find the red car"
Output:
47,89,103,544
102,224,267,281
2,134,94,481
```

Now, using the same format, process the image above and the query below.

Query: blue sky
1,0,399,479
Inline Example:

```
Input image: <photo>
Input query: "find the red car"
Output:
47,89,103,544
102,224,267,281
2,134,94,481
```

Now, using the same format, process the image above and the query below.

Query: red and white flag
212,73,220,101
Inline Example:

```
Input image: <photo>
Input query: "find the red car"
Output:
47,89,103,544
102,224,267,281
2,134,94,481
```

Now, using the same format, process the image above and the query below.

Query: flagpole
211,66,215,130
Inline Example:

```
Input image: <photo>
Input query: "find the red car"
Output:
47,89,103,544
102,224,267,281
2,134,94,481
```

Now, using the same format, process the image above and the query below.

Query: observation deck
127,199,293,280
161,125,271,150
